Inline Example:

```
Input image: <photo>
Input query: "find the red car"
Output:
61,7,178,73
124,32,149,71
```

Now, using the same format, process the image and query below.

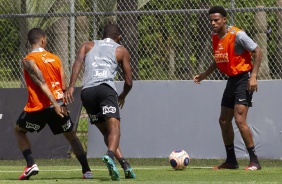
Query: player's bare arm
59,59,66,91
248,46,262,92
116,46,132,108
193,62,217,84
64,41,94,104
23,59,67,117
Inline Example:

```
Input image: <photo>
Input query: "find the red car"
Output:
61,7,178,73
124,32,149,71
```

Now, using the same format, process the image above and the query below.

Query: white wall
87,81,282,159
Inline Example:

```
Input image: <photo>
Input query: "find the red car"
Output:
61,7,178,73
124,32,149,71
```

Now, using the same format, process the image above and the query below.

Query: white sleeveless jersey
82,38,121,92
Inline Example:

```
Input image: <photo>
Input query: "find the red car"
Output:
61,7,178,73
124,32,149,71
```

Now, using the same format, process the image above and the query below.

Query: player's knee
109,127,120,134
234,113,246,125
108,127,120,139
219,118,233,130
235,120,248,131
218,118,227,126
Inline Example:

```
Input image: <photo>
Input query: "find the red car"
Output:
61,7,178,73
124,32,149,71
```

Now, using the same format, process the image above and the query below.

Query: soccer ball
169,149,190,170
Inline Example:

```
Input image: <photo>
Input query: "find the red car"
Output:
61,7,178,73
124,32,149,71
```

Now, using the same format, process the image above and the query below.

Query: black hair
102,23,122,39
27,28,46,45
208,6,227,17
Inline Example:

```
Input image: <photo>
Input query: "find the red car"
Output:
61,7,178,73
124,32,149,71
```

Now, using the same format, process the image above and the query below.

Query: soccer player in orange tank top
15,28,93,180
193,6,262,170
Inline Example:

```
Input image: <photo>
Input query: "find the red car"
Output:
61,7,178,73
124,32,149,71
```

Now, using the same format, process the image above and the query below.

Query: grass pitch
0,158,281,183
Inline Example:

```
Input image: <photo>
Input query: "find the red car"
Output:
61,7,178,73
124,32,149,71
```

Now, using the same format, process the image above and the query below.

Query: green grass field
0,158,281,183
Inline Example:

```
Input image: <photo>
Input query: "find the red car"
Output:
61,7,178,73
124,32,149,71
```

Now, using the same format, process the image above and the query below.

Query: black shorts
81,84,120,124
221,71,253,109
16,104,73,135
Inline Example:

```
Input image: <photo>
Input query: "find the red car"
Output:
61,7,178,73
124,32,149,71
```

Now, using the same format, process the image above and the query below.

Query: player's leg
101,117,121,181
234,71,261,170
92,84,122,180
114,148,130,170
47,107,92,179
234,104,260,170
115,148,136,179
213,78,238,170
81,84,120,180
234,104,253,146
63,130,93,178
105,117,120,155
95,122,122,157
95,122,136,179
15,111,41,180
213,106,238,170
220,106,237,162
15,125,31,154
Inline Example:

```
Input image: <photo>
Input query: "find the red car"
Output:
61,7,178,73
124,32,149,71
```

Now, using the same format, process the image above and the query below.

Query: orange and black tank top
23,48,64,112
212,26,253,76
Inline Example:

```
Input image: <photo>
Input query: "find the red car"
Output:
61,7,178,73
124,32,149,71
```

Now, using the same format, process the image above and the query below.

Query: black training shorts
81,84,120,124
221,71,253,109
16,104,73,135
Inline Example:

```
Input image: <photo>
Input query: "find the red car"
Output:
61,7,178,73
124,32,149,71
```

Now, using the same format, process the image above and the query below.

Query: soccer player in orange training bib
15,28,93,180
193,6,262,170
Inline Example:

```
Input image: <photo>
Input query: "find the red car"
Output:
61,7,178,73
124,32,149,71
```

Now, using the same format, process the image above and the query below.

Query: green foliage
0,0,70,82
0,18,20,80
138,0,205,80
137,0,280,80
0,0,281,83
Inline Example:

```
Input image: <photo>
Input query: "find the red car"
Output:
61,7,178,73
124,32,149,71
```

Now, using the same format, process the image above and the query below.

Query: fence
0,0,282,149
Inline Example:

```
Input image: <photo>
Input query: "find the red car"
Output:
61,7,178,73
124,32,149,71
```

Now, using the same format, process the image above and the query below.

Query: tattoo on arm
23,59,46,86
23,59,57,104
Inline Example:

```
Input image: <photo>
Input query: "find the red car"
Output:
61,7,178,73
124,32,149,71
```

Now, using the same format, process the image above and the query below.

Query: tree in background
0,0,281,85
0,0,20,82
0,0,68,85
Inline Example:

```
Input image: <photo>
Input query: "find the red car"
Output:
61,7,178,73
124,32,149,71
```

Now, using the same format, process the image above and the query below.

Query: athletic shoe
83,171,94,179
244,161,261,170
102,155,120,181
124,167,136,179
19,164,39,180
212,161,239,170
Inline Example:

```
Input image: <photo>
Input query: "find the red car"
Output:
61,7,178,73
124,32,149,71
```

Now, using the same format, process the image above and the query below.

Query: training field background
1,0,282,183
0,158,282,183
1,1,282,151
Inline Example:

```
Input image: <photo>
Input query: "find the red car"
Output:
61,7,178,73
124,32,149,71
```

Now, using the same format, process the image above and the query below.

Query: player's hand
64,87,74,105
193,73,206,84
247,76,258,92
53,103,68,118
118,93,126,109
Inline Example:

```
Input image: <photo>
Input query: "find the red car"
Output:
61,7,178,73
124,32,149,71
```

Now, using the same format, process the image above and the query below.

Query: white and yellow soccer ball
169,149,190,170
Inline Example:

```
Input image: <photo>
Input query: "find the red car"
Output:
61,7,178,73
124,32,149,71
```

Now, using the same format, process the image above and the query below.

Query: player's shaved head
102,23,122,39
208,6,227,17
27,28,46,45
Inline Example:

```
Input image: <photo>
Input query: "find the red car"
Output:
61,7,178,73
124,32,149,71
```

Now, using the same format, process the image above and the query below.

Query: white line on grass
0,166,212,173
